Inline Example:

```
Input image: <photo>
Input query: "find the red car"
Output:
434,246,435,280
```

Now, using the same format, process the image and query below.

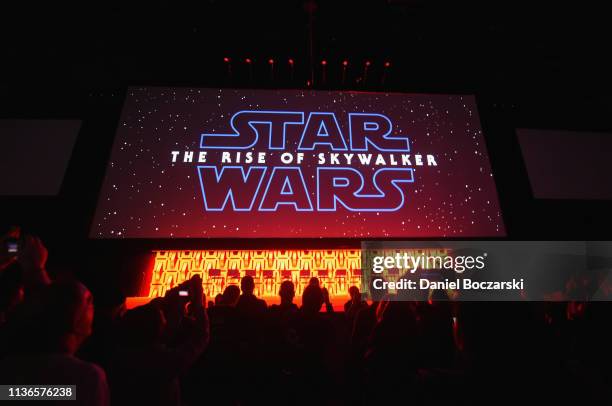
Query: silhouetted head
279,280,295,303
309,277,320,287
214,294,223,305
241,276,255,294
349,286,361,301
42,281,95,354
222,285,241,306
430,288,450,302
302,284,324,314
120,302,166,348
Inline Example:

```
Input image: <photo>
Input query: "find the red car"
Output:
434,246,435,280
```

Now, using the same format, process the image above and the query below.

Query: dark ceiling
1,0,610,131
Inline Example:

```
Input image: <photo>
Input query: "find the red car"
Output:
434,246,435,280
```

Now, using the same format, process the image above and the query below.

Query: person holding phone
107,275,209,406
0,229,51,327
0,226,21,271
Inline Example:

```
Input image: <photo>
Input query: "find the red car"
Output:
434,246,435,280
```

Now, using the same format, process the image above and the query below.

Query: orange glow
147,249,362,300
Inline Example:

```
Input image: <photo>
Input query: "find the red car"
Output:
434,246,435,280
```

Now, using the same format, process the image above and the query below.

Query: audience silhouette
269,280,299,317
0,280,110,406
236,275,267,317
1,231,610,405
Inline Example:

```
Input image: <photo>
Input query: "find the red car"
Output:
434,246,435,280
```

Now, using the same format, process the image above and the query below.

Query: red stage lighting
245,58,252,64
146,249,363,301
288,58,294,65
384,61,391,68
365,60,371,67
223,57,230,63
321,59,327,66
342,60,349,67
268,58,274,65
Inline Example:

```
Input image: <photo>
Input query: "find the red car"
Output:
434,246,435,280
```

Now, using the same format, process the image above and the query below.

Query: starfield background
91,88,503,238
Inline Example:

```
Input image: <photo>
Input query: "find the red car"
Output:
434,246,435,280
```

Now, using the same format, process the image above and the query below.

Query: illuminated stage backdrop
147,249,363,299
92,88,504,238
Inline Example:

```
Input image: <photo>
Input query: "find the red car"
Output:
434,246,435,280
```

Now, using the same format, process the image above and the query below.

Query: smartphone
5,226,21,255
7,239,19,254
178,290,189,297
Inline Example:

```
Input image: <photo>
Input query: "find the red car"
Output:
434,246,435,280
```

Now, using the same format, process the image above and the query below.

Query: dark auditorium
0,1,610,405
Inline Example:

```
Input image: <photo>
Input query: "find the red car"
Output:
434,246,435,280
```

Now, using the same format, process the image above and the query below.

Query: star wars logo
171,110,438,212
